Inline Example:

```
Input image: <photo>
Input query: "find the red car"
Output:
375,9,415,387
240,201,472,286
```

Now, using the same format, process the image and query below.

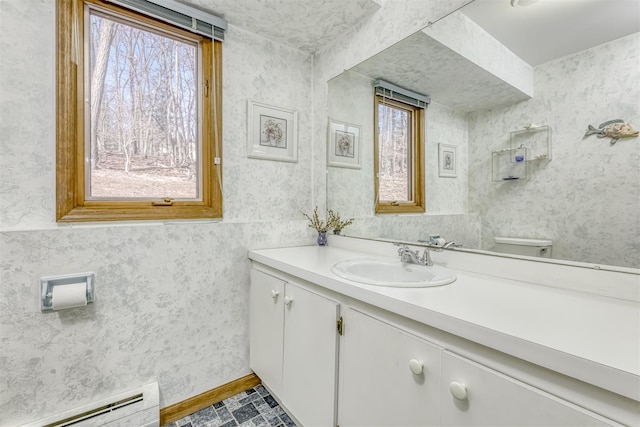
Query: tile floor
164,385,297,427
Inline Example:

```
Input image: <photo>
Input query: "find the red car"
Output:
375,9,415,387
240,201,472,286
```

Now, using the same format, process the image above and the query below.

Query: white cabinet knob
284,296,293,306
449,381,468,400
409,359,424,375
271,290,279,300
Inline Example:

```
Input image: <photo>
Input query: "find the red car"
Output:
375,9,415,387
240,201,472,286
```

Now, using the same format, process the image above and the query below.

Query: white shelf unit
492,148,528,182
509,125,552,162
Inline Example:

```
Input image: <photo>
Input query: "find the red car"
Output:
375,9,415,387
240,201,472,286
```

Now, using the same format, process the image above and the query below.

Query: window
374,94,425,214
56,0,223,222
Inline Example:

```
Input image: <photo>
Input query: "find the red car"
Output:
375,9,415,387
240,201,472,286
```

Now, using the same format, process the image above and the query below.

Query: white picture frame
438,143,457,178
247,100,298,162
328,119,361,169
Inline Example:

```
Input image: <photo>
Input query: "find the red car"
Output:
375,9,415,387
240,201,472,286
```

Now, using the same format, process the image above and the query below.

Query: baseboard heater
20,382,159,427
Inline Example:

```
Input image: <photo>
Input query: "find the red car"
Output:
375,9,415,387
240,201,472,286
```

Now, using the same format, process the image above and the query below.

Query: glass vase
317,231,328,246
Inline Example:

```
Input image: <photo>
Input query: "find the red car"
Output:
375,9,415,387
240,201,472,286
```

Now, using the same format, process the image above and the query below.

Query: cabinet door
441,351,619,426
339,308,442,427
249,269,285,396
282,282,340,427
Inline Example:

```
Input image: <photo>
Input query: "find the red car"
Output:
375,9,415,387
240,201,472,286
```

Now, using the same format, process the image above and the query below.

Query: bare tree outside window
378,103,410,201
88,12,198,199
374,94,424,214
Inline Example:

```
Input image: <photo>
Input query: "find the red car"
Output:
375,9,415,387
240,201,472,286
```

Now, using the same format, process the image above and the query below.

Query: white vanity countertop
248,244,640,401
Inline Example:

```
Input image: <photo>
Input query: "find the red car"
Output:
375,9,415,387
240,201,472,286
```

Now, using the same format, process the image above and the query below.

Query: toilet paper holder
41,273,95,312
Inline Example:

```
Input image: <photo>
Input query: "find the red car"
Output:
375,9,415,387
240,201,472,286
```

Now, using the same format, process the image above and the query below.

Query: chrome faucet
417,236,462,249
394,243,433,266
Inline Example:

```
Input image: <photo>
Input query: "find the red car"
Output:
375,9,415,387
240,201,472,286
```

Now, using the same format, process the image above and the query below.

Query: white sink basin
331,258,456,287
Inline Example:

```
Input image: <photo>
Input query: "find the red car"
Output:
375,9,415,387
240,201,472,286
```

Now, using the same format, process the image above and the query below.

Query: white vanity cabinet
338,308,443,426
248,246,637,427
337,310,619,427
249,268,285,395
249,267,340,427
441,351,619,426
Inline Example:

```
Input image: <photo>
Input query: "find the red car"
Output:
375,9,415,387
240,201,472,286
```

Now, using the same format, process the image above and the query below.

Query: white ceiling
179,0,639,63
179,0,381,53
351,31,530,112
460,0,640,65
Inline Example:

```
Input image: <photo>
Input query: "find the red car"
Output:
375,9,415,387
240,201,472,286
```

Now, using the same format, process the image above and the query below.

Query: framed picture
328,119,361,169
247,100,298,162
438,143,457,177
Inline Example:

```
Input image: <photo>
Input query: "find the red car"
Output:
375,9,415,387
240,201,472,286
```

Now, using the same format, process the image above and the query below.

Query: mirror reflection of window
374,95,425,213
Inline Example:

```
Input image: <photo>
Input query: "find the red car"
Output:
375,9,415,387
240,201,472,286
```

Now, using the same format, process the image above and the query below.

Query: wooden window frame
374,95,425,214
56,0,222,222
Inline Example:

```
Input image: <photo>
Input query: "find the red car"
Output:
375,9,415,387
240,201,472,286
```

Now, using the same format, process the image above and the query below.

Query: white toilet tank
493,237,552,258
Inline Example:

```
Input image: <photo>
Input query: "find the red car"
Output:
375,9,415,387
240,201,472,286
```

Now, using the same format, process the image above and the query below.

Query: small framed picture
328,119,361,169
438,143,457,178
247,100,298,162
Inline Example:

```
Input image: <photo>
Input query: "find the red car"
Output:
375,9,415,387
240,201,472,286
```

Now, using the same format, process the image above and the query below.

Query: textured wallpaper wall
327,71,470,217
326,71,375,219
326,70,478,245
3,1,634,425
320,0,536,250
312,0,471,213
467,33,640,268
322,13,639,267
0,0,468,425
0,1,314,424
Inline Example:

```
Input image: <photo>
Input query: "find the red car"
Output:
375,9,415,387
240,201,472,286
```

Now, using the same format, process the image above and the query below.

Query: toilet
493,237,552,258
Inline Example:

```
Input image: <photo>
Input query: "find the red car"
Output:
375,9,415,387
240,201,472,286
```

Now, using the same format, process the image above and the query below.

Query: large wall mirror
327,0,639,270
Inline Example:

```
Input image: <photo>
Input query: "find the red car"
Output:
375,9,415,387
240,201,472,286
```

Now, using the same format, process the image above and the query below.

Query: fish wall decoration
584,119,639,145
